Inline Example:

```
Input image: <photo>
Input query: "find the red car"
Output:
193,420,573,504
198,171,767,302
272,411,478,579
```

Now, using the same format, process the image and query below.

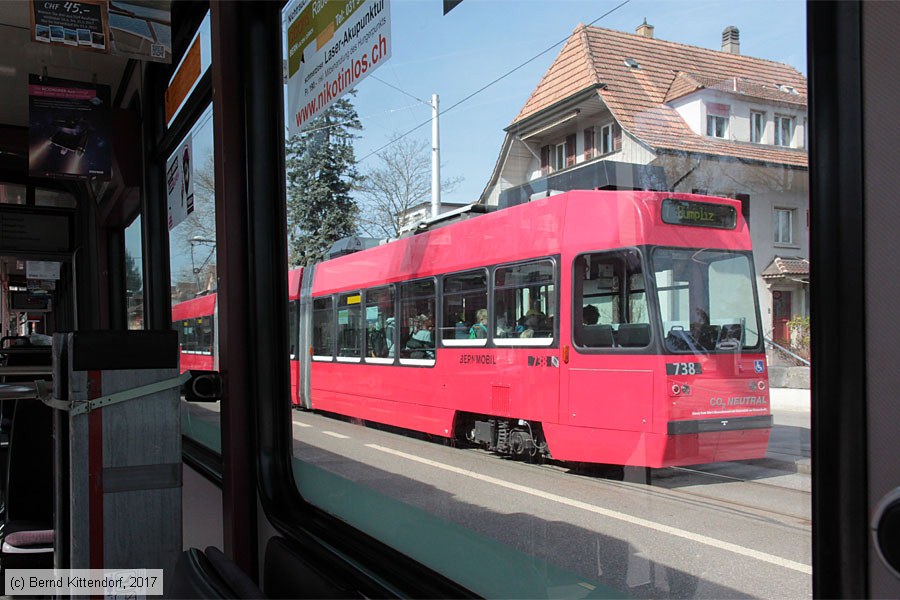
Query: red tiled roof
762,256,810,279
513,25,808,168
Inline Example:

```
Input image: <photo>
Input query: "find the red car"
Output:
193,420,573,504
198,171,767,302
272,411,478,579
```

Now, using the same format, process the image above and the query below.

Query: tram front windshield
653,248,761,353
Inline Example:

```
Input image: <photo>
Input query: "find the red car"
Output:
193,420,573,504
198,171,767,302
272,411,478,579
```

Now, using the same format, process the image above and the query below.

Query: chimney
636,18,654,38
721,26,740,54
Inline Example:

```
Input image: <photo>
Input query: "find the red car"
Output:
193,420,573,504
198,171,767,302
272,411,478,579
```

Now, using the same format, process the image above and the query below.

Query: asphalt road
288,408,811,599
181,391,813,598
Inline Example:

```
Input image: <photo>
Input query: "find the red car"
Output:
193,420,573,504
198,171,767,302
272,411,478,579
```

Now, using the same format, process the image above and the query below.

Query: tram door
811,1,900,595
861,2,900,595
565,251,653,434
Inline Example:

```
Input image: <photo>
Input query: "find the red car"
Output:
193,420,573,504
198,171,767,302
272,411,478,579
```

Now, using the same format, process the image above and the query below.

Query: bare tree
170,153,218,295
356,135,462,239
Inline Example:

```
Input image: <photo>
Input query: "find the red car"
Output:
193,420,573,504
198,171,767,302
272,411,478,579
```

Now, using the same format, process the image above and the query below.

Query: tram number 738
666,362,703,376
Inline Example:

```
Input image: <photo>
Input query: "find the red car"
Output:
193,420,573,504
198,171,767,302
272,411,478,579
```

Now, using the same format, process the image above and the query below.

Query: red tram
176,190,772,468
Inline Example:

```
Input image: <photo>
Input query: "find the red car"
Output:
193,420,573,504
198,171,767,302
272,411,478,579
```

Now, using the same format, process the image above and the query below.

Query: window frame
492,257,559,348
706,114,728,138
775,114,794,146
397,277,437,366
751,110,765,143
551,141,566,172
572,248,652,352
440,268,489,348
599,122,615,155
775,207,795,244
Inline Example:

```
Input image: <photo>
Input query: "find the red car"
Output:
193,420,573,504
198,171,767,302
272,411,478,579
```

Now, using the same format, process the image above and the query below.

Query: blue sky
344,0,807,205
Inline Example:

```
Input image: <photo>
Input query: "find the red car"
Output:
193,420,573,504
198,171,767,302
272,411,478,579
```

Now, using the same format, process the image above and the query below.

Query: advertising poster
30,0,109,53
108,0,172,63
28,74,111,181
166,134,194,230
30,1,172,63
285,0,391,136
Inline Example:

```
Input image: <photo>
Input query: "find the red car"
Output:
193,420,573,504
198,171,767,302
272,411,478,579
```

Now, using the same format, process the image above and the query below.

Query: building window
706,115,728,138
775,208,794,244
775,115,793,146
706,102,730,139
750,111,764,143
583,128,595,160
552,142,565,172
599,123,615,155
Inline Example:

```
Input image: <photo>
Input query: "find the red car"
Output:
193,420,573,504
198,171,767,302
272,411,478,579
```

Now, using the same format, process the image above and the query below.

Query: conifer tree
286,95,362,266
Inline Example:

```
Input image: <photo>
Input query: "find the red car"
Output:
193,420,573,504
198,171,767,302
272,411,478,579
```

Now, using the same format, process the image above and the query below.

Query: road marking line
366,444,811,575
323,431,350,439
292,421,312,428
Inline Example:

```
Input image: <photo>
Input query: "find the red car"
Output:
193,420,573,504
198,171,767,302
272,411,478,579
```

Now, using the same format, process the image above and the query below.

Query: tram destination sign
661,199,737,230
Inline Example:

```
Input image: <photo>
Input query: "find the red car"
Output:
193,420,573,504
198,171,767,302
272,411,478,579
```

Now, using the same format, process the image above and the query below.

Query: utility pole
431,93,441,218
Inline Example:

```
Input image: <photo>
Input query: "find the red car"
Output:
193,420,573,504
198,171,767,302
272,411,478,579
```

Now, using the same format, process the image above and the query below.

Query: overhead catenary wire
356,0,632,163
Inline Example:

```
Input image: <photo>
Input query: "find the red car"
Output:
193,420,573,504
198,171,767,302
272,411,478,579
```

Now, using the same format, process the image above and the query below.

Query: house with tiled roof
479,21,809,344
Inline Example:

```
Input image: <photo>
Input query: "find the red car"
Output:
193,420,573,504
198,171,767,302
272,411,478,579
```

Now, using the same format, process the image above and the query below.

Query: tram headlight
757,380,767,391
670,383,681,396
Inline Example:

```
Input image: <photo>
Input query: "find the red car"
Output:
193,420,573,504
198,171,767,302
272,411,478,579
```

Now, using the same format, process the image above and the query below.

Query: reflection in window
0,183,26,204
35,188,76,208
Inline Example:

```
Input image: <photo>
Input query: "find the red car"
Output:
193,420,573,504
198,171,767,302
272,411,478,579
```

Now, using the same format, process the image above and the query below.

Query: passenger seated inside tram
454,312,469,339
469,308,488,339
520,310,545,338
495,316,512,338
583,304,600,325
405,315,434,358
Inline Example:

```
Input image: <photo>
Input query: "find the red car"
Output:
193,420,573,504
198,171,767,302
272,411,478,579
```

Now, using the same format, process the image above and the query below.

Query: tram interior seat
0,341,52,521
580,324,615,347
616,323,651,347
167,546,264,599
0,397,55,583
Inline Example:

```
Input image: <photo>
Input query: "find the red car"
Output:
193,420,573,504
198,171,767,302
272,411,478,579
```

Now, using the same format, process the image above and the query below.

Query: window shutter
583,128,594,160
540,145,550,176
613,124,622,151
565,134,576,167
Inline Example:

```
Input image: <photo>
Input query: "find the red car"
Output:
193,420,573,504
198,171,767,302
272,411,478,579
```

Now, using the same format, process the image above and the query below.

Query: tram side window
441,269,487,346
365,286,394,360
337,293,363,360
574,250,650,348
494,259,556,346
312,297,334,359
175,320,186,350
195,316,213,355
289,300,299,359
399,279,435,361
177,317,213,353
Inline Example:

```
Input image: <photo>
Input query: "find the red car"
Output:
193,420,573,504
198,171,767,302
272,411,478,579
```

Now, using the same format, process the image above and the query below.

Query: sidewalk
770,387,810,412
765,387,811,474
